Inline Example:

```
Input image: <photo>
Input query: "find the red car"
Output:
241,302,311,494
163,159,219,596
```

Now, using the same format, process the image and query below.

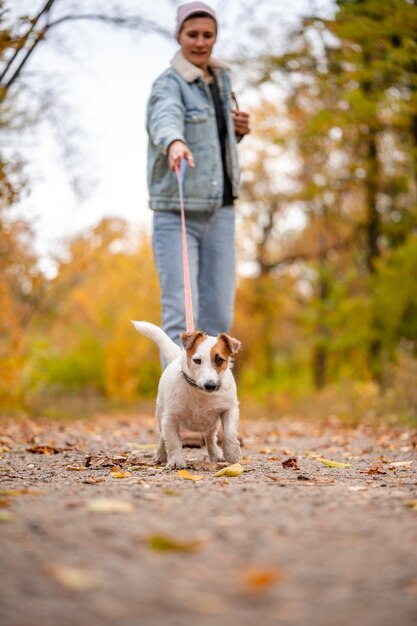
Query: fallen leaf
389,461,413,469
163,489,181,496
266,474,283,482
0,488,45,497
49,565,100,591
0,510,15,522
131,443,156,449
81,476,106,485
214,464,244,477
363,461,387,475
26,445,60,455
240,567,283,594
66,466,85,471
177,469,204,481
313,457,352,469
86,498,134,513
406,500,417,511
282,458,299,470
147,534,204,552
110,468,132,479
85,454,128,469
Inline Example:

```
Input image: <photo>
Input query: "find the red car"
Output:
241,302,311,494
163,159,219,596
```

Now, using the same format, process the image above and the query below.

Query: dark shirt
208,73,234,207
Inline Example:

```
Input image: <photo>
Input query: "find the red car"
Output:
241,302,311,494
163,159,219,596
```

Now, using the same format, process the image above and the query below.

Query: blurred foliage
27,219,161,408
1,0,417,422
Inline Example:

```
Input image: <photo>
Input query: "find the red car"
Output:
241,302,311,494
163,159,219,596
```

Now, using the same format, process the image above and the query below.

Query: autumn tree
238,0,417,390
29,218,161,408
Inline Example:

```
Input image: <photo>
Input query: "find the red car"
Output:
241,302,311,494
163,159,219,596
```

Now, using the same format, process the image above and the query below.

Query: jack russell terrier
132,321,242,469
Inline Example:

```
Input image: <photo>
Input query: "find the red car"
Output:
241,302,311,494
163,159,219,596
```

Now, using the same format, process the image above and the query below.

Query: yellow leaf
163,488,181,496
110,470,132,479
214,463,244,477
0,510,15,522
314,457,352,469
177,469,204,481
131,443,156,449
406,500,417,511
66,466,84,471
86,498,134,513
49,565,100,590
147,534,204,552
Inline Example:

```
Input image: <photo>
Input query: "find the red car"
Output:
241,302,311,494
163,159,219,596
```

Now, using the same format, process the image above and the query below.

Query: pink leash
175,158,195,333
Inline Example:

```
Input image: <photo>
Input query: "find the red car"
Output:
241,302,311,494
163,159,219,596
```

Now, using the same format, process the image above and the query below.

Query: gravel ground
0,414,417,626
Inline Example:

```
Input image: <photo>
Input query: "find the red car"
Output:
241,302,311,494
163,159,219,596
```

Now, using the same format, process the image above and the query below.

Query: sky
8,0,334,273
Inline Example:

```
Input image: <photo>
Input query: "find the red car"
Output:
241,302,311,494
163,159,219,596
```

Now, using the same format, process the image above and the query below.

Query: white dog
132,321,242,469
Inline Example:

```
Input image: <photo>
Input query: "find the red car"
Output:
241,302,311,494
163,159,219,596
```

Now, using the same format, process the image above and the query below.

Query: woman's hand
168,140,195,171
232,110,250,137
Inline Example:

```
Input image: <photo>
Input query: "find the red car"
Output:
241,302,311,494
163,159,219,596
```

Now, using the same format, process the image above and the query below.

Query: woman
147,1,250,348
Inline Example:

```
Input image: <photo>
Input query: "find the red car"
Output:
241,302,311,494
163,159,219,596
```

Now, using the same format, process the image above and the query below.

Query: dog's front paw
155,449,167,464
223,439,242,464
155,438,167,464
166,456,187,470
209,450,225,463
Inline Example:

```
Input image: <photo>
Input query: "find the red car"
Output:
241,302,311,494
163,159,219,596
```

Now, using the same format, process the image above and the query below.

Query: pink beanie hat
175,2,217,41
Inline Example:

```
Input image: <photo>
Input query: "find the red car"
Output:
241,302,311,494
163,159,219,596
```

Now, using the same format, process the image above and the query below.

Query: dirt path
1,415,417,626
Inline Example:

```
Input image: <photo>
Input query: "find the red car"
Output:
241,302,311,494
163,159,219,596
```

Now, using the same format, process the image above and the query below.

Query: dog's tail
131,321,181,365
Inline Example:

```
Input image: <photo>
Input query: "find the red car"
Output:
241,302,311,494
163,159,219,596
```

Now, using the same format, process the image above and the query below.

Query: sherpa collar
170,50,230,83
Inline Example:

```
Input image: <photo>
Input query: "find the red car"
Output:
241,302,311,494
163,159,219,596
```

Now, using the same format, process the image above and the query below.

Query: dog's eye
214,355,225,366
193,357,202,365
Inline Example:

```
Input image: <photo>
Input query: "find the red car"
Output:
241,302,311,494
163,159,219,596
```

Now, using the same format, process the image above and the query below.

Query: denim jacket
147,50,240,211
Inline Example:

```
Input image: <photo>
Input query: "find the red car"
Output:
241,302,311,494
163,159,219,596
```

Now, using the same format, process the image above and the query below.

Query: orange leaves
27,444,64,455
282,457,299,470
177,469,204,481
240,567,284,595
364,461,387,475
110,467,132,479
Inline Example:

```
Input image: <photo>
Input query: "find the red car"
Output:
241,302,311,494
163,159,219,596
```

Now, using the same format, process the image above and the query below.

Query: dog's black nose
204,381,217,392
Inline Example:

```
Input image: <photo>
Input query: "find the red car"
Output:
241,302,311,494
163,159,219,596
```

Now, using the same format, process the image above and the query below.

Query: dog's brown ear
218,334,242,355
180,331,205,352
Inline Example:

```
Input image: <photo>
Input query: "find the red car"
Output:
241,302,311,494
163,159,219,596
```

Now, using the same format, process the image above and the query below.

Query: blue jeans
152,207,236,347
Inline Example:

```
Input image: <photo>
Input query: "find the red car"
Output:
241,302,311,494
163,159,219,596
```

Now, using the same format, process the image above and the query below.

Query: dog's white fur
132,321,242,469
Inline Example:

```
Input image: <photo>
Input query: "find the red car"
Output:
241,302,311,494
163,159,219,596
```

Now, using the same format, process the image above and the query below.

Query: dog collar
181,371,220,393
